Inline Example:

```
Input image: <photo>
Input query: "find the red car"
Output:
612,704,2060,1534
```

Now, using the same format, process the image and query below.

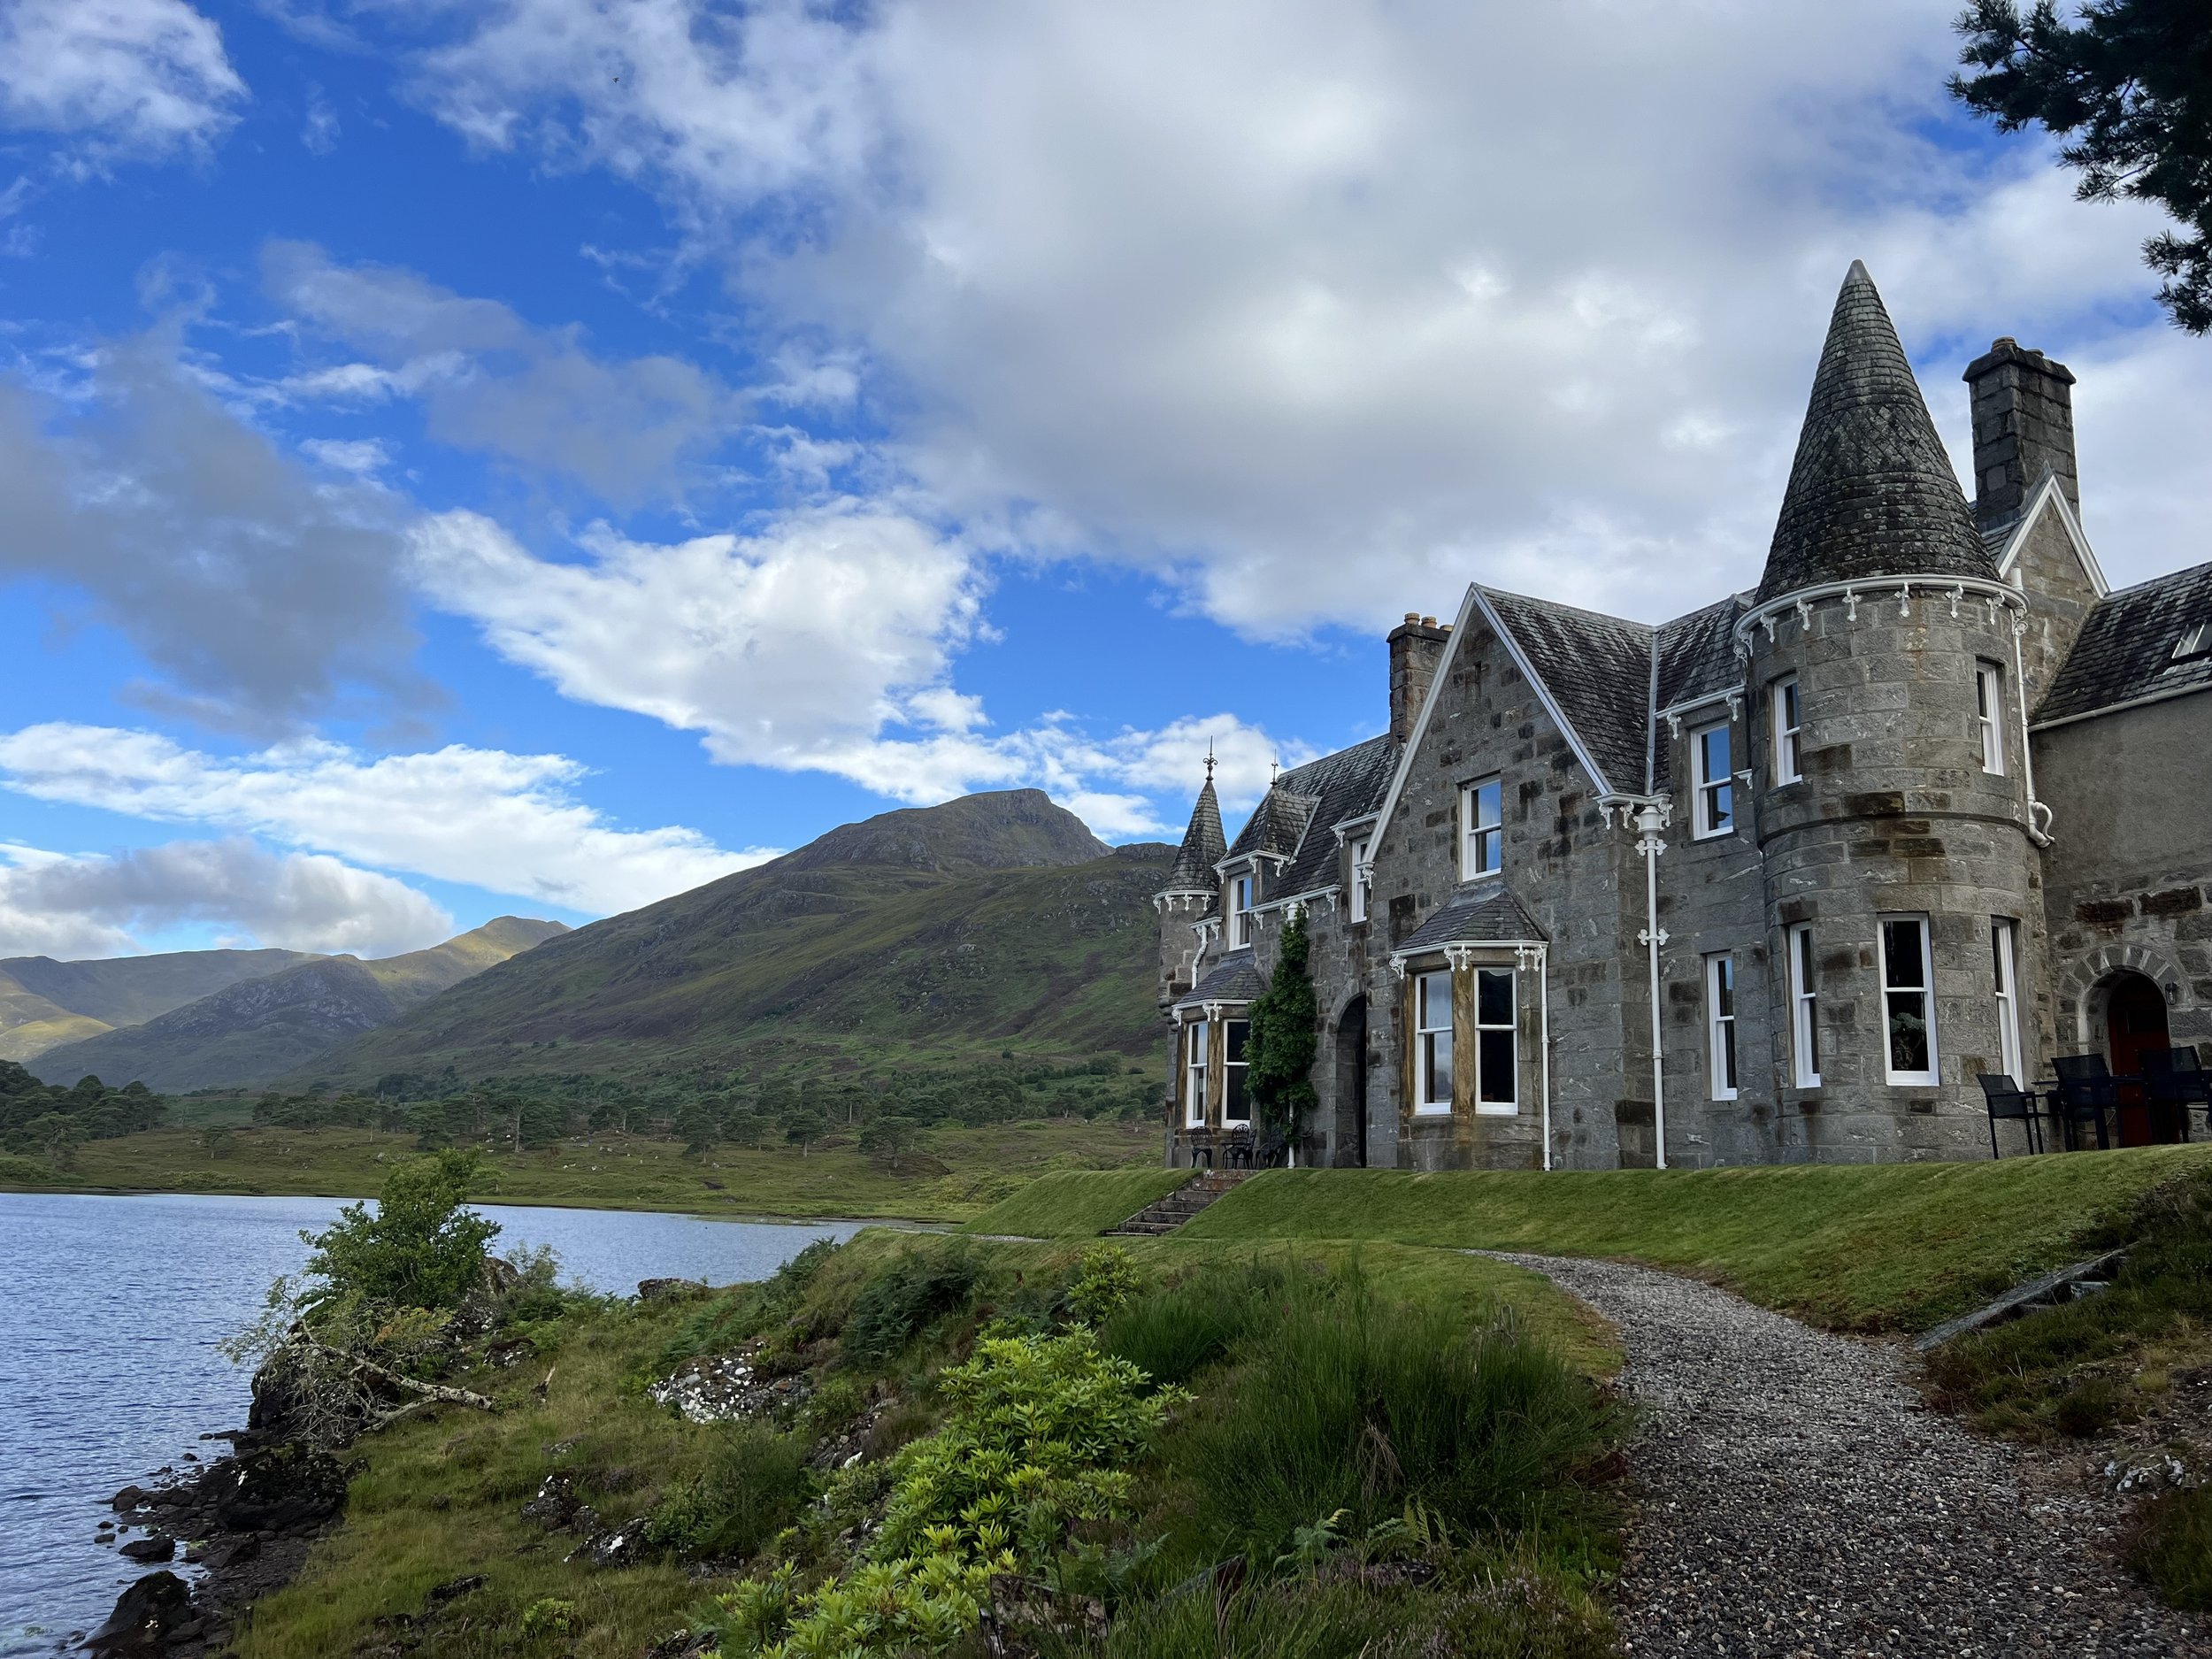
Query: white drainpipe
1633,803,1671,1170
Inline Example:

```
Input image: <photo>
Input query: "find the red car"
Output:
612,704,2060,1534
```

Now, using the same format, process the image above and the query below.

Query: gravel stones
1489,1253,2212,1657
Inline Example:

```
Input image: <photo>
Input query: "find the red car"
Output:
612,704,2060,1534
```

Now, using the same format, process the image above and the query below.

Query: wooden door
2105,973,2173,1146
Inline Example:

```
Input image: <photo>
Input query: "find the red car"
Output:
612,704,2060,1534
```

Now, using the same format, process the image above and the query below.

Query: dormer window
1348,835,1372,923
1229,872,1255,948
2176,619,2212,663
1691,722,1732,837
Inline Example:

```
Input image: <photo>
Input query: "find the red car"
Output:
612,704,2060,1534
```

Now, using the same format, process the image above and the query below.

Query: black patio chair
2142,1046,2211,1143
1976,1073,2045,1159
2050,1054,2122,1150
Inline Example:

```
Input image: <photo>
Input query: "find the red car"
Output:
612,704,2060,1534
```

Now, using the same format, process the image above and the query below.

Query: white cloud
0,838,454,958
0,0,245,165
0,725,776,915
265,241,739,503
300,435,389,474
396,0,2208,626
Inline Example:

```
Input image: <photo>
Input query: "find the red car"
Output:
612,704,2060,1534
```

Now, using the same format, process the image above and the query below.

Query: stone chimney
1962,337,2078,534
1388,612,1449,747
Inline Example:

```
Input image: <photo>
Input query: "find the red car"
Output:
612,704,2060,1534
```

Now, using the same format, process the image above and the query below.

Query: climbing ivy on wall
1246,909,1319,1143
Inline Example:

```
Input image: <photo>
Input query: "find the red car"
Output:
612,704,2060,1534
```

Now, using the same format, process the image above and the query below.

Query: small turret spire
1162,761,1226,894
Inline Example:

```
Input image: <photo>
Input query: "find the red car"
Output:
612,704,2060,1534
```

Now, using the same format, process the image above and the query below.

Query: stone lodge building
1154,262,2212,1170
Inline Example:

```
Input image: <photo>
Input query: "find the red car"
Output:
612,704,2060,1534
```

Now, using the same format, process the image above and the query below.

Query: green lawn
1,1119,1162,1222
959,1166,1193,1236
1177,1148,2212,1331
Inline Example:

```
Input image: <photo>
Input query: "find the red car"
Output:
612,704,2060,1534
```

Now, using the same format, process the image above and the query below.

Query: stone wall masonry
2005,505,2102,710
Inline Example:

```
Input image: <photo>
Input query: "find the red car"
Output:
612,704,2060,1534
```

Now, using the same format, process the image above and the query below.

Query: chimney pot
1420,616,1437,627
1403,611,1420,625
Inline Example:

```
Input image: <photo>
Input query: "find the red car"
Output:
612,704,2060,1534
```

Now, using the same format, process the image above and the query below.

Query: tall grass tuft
644,1422,812,1560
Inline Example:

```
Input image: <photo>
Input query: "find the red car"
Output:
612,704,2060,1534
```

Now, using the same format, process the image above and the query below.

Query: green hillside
0,946,319,1061
289,790,1174,1092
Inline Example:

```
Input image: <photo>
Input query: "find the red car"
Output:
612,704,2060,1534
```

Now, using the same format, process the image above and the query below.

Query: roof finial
1204,739,1216,783
1269,757,1279,785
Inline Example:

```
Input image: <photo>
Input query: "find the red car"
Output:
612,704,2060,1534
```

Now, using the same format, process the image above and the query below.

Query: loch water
0,1191,864,1654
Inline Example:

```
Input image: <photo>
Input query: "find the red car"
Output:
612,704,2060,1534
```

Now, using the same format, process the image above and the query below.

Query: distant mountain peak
781,788,1110,874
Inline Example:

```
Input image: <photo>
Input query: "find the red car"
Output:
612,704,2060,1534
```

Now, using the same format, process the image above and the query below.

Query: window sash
1706,953,1739,1101
1348,837,1371,923
1693,724,1733,836
1415,970,1453,1111
1788,924,1821,1087
1229,874,1254,947
1772,679,1801,783
1975,663,2006,775
1992,920,2024,1081
1878,915,1939,1085
1474,968,1517,1113
1460,779,1502,879
1223,1019,1251,1124
1184,1020,1208,1126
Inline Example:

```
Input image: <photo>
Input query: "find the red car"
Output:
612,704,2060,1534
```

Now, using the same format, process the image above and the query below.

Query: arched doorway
1335,996,1368,1168
2101,971,2175,1146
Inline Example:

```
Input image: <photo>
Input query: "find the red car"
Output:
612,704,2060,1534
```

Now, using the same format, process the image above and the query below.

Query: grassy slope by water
959,1168,1192,1237
0,1120,1162,1221
1178,1148,2212,1331
234,1233,1612,1657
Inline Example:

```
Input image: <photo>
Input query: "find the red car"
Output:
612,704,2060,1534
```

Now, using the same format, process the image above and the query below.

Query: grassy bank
959,1167,1192,1237
0,1120,1160,1222
1179,1148,2212,1331
236,1231,1618,1656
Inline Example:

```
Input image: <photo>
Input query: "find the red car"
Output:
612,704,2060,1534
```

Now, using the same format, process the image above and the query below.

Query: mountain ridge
0,948,322,1062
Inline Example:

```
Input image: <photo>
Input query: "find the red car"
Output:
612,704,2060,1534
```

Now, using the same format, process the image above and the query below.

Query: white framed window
1229,872,1255,948
1348,835,1371,924
1878,914,1939,1086
1692,723,1733,837
1991,919,2024,1082
1974,661,2006,776
1787,924,1821,1088
1771,677,1802,785
1223,1019,1251,1125
1184,1020,1209,1127
1415,969,1454,1113
1704,953,1739,1101
1459,778,1502,879
2176,619,2212,661
1474,968,1517,1114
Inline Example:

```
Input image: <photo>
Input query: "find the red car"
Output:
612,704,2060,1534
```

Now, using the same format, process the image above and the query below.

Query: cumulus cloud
0,332,424,732
0,724,774,915
0,0,246,166
265,240,740,503
0,838,453,958
396,0,2205,622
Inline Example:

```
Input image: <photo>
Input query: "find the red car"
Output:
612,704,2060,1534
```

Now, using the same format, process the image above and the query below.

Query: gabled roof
1226,734,1394,902
1225,784,1317,863
1988,472,2110,599
1476,588,1653,795
2034,560,2212,728
1756,262,1997,603
1396,886,1548,954
1651,595,1748,792
1172,951,1268,1010
1161,774,1225,892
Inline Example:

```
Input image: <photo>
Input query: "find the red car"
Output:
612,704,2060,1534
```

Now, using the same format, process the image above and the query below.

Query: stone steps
1107,1170,1256,1236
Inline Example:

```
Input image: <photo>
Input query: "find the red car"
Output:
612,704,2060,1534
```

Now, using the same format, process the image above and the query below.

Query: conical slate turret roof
1756,262,1997,603
1161,772,1225,892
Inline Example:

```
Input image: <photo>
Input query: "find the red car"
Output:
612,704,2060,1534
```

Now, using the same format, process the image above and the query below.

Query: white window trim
1228,872,1255,949
1184,1019,1208,1127
1459,777,1502,881
1878,913,1940,1087
1704,952,1739,1102
1975,661,2007,776
1691,721,1733,839
1787,924,1821,1088
1472,967,1518,1116
1992,919,2024,1082
1222,1018,1252,1125
1771,677,1802,785
1415,969,1454,1115
1348,836,1371,924
2176,619,2212,661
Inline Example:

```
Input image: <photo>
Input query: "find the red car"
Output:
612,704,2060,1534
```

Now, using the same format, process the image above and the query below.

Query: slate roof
1651,594,1748,791
1477,588,1654,795
1173,951,1268,1010
1397,886,1548,954
1266,735,1396,897
1162,775,1225,891
1756,262,1998,603
2035,560,2212,726
1225,785,1317,862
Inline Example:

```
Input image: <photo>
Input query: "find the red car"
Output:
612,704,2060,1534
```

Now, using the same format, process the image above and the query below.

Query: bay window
1878,914,1939,1086
1474,968,1517,1113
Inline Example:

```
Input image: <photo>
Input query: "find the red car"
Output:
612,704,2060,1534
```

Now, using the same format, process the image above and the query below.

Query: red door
2105,974,2174,1146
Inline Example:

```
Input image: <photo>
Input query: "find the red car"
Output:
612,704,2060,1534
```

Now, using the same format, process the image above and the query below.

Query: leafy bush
646,1423,812,1560
519,1597,578,1638
1068,1246,1141,1325
300,1148,500,1315
841,1244,982,1369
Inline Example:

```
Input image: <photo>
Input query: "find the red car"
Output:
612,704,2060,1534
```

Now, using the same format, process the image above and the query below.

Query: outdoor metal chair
2050,1054,2122,1150
2142,1046,2211,1142
1976,1073,2045,1158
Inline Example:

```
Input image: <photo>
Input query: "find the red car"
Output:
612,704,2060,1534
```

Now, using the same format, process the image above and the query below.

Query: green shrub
299,1148,499,1314
645,1424,812,1560
519,1597,578,1638
841,1244,982,1369
655,1238,842,1375
1067,1245,1141,1324
2131,1484,2212,1610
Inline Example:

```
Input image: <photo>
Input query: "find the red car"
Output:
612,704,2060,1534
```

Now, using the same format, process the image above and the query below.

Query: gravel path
1489,1252,2212,1658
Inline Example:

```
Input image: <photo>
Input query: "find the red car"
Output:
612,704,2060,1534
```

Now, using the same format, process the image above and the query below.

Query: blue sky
0,1,2205,961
